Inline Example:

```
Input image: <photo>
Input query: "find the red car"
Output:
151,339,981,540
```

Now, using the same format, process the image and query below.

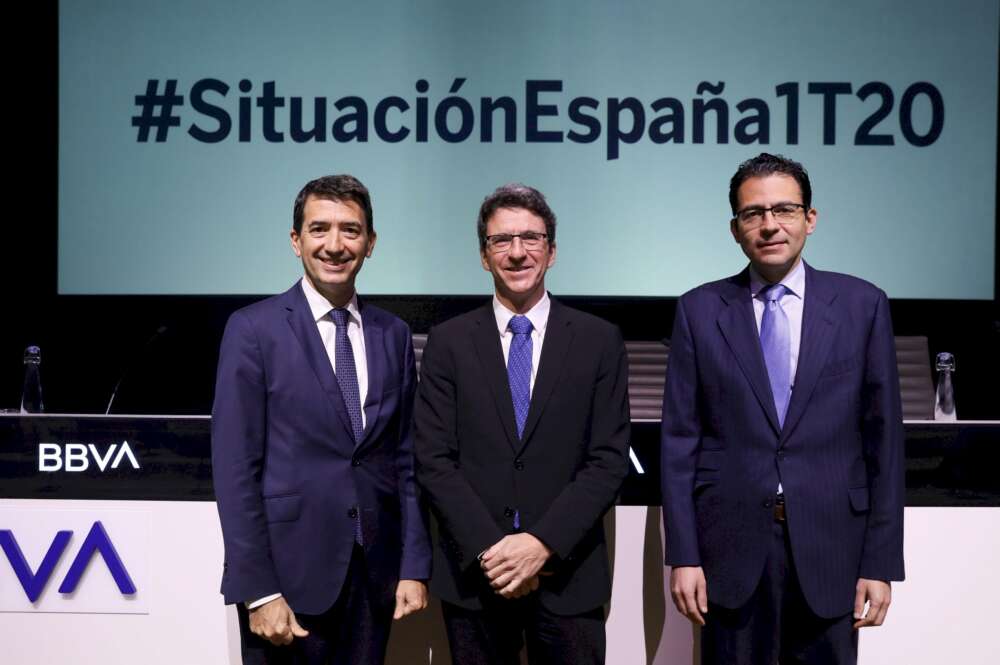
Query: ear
730,218,740,243
365,231,377,258
546,243,557,268
805,208,818,236
290,229,303,258
481,248,491,272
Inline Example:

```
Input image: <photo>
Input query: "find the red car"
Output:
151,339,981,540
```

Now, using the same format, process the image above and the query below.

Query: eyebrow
307,219,363,228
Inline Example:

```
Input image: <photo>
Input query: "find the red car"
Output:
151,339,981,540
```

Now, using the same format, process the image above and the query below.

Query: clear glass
933,352,956,421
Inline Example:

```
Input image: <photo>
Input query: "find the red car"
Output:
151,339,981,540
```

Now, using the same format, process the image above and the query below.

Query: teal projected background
59,0,998,298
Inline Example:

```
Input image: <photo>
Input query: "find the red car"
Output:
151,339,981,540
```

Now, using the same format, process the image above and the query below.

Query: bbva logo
38,440,141,472
0,521,136,602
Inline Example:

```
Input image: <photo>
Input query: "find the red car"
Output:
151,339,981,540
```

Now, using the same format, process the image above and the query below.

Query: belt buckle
773,495,786,522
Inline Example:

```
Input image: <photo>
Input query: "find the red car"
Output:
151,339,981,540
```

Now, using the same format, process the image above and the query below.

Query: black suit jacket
660,264,905,618
414,298,631,614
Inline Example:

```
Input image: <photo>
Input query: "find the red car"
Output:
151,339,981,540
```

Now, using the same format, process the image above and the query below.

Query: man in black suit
414,184,631,665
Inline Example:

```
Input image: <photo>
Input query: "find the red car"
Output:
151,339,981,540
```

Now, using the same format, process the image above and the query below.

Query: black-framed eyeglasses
733,203,807,227
485,232,549,253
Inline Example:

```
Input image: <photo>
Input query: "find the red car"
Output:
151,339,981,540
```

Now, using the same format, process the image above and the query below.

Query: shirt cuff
246,593,282,610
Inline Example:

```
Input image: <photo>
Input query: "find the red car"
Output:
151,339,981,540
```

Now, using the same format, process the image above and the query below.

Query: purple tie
507,315,533,439
759,284,791,427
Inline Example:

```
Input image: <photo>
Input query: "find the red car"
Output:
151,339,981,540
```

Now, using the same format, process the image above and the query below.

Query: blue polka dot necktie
330,308,365,444
331,307,364,544
759,284,791,427
507,315,533,439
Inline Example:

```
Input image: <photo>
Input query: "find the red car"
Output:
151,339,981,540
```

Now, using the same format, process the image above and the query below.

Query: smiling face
480,206,556,313
290,195,376,305
730,174,817,283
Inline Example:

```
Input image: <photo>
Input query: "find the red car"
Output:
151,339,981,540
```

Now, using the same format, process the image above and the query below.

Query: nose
324,230,344,253
758,210,780,234
507,235,527,259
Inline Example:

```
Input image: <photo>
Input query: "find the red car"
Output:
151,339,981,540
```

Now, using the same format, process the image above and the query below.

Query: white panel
0,501,997,664
0,507,150,614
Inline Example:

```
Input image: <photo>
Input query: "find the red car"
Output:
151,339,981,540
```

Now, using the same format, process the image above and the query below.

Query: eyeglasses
485,232,549,253
733,203,807,227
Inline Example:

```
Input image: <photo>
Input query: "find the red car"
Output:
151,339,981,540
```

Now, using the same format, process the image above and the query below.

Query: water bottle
933,351,956,421
20,345,44,413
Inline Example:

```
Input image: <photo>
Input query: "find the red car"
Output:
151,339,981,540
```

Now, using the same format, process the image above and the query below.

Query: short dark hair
477,184,557,251
728,153,812,215
293,174,374,234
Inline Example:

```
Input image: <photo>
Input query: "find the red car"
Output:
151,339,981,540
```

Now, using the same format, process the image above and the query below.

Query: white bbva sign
37,441,141,472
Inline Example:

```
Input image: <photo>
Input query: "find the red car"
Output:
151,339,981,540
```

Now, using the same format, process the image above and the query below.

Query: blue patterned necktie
330,308,364,444
331,307,364,544
759,284,791,427
507,315,534,439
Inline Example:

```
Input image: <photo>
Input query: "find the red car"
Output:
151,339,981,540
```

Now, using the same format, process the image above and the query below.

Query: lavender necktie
507,315,533,439
759,284,791,427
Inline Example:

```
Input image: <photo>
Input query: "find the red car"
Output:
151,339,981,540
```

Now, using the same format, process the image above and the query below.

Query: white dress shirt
247,278,369,611
492,292,550,395
748,259,806,495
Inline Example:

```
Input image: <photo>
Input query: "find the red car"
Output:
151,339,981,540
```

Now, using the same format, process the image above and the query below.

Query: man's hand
670,566,708,626
507,574,540,599
480,533,552,599
393,579,429,620
249,597,309,646
853,578,891,629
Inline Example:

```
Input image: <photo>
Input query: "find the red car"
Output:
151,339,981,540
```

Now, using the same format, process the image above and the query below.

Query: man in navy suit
212,175,431,664
661,154,905,664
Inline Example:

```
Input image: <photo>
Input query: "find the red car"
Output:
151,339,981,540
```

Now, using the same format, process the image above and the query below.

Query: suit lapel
518,299,572,452
472,303,520,452
780,264,837,442
716,271,782,436
284,285,356,444
357,299,385,451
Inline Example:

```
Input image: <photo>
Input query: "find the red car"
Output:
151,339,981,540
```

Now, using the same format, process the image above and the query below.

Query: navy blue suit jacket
212,283,431,615
661,263,905,618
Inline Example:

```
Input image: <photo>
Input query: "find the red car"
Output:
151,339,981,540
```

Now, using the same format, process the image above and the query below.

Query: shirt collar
300,277,361,324
493,291,550,336
749,259,805,300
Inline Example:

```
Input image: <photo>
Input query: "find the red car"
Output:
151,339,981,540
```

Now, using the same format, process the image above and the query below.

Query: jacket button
347,507,358,518
352,458,361,467
503,507,515,518
762,499,772,509
514,460,525,471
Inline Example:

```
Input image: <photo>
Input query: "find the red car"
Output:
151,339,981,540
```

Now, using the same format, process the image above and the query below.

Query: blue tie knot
509,315,533,336
761,283,787,304
331,307,350,327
